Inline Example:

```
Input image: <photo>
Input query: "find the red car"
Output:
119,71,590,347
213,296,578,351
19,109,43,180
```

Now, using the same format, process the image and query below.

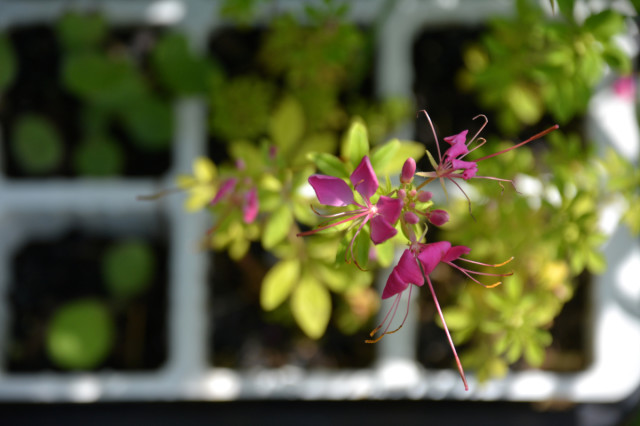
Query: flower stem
425,275,469,391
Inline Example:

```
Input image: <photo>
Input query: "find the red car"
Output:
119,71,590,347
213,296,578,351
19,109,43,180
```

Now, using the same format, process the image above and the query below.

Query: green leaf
229,140,263,171
73,136,124,176
524,340,546,367
441,307,472,330
308,152,349,179
0,35,17,93
63,52,146,109
377,140,425,175
262,204,293,249
374,240,395,268
46,299,115,369
316,262,349,293
586,250,606,274
506,84,543,125
11,114,63,174
341,119,369,167
584,9,625,40
120,95,172,150
555,0,574,20
293,133,337,166
354,228,370,269
151,32,209,95
102,240,155,300
291,272,331,339
601,45,631,74
56,12,107,51
370,139,399,171
261,258,300,310
269,96,305,154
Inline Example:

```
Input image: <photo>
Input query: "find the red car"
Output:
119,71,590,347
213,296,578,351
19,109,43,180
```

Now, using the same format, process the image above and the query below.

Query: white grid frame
0,0,638,403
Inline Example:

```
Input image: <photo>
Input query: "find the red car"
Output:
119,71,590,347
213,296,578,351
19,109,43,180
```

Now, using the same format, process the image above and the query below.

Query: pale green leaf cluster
460,0,631,134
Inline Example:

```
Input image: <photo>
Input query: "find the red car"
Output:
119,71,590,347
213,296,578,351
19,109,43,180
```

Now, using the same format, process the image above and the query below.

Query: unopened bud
404,211,420,224
400,158,416,183
397,189,406,200
428,209,449,226
417,191,432,202
409,189,417,198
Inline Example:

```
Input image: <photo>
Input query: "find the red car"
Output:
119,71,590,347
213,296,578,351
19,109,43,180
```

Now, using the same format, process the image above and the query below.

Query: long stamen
365,285,414,343
310,204,362,218
474,125,559,163
468,114,488,145
366,293,402,343
426,275,469,391
450,265,504,288
296,211,369,237
458,256,514,268
418,110,443,163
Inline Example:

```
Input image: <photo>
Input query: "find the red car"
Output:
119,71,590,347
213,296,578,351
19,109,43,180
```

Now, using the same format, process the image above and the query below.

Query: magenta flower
210,177,259,225
415,110,559,200
297,156,402,267
368,236,513,391
613,75,636,101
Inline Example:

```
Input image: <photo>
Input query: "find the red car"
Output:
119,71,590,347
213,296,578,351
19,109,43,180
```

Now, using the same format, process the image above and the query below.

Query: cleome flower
297,155,403,268
415,110,559,203
367,234,514,391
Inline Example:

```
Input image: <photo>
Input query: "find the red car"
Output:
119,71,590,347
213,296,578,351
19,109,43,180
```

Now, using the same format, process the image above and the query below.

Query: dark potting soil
209,247,376,369
6,229,168,372
0,24,171,178
412,27,590,373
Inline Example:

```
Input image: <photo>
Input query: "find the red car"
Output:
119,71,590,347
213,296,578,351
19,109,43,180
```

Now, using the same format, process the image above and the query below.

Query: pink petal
381,269,409,299
451,159,478,180
350,156,378,200
370,215,397,244
444,130,468,146
417,241,451,275
400,157,416,183
614,76,636,101
442,245,471,263
212,178,237,204
309,175,354,206
428,209,449,226
444,142,469,161
243,187,259,223
396,249,424,286
381,249,425,299
375,196,402,225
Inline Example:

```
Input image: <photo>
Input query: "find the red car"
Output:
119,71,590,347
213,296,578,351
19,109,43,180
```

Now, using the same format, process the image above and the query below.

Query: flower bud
417,191,432,202
397,189,406,200
400,158,416,183
403,211,420,224
409,189,417,198
428,209,449,226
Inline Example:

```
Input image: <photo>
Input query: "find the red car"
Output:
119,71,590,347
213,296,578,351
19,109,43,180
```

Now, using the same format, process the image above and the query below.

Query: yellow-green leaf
341,119,369,167
262,204,293,249
261,258,300,310
291,273,331,339
269,96,305,154
193,157,216,182
308,152,348,179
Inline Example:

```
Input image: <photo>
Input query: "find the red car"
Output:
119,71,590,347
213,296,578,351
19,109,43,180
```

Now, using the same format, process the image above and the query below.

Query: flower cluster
297,110,558,390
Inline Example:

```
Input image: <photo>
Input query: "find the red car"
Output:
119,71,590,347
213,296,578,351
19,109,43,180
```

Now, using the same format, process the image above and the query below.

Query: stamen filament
296,211,369,237
458,256,514,267
474,125,559,163
418,110,443,163
426,275,469,391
